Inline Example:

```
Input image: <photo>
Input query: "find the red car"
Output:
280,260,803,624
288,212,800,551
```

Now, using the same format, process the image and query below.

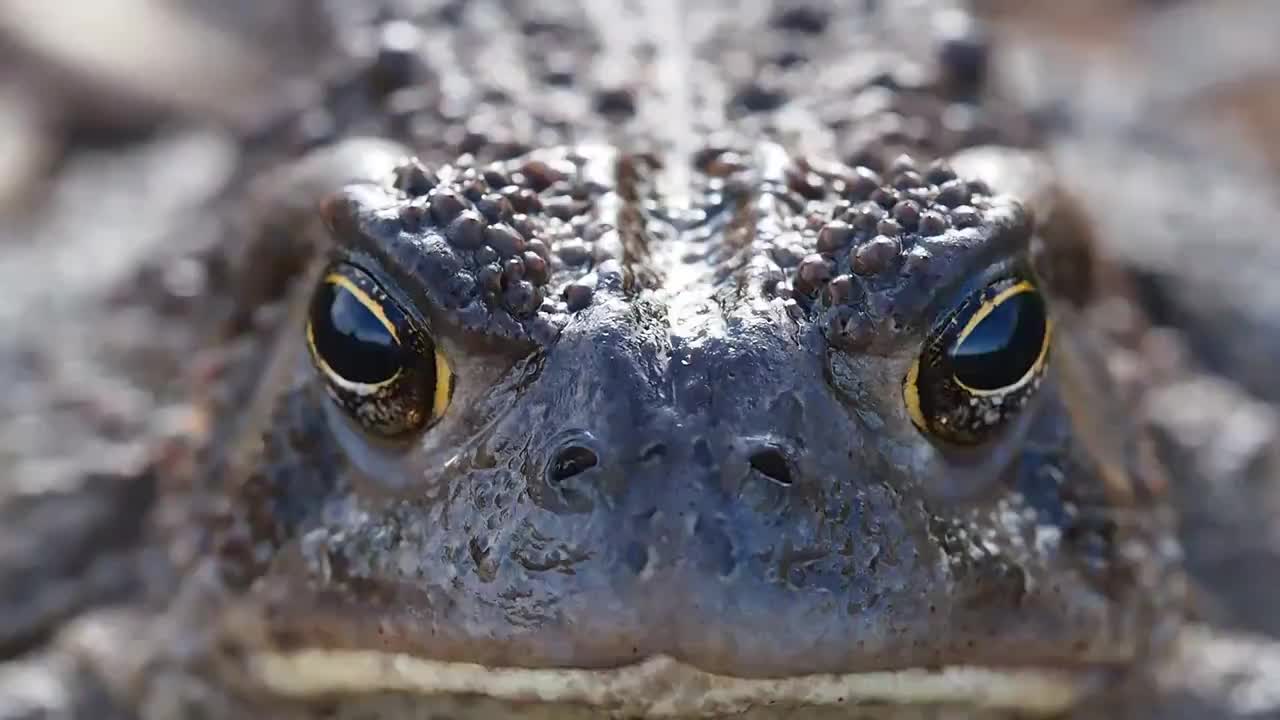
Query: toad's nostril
748,447,793,486
548,445,599,483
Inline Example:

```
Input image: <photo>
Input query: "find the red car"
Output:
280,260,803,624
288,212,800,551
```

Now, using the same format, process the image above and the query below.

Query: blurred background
0,0,1278,717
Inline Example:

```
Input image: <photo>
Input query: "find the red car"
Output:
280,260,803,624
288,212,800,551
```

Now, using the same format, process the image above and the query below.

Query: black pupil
950,289,1047,391
309,279,404,384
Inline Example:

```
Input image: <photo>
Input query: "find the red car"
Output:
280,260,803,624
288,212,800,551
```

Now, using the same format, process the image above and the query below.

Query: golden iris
905,278,1052,445
306,263,452,436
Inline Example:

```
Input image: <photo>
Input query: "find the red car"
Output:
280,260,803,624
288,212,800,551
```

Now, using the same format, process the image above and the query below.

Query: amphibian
1,1,1185,718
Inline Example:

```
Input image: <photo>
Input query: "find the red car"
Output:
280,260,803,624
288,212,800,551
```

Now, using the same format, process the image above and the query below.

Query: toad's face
213,145,1179,718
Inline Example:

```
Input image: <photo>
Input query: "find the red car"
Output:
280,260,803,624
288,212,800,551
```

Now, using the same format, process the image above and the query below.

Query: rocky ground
1,1,1278,718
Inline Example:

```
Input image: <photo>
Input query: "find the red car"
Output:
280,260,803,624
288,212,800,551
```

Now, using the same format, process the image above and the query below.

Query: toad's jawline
250,650,1091,716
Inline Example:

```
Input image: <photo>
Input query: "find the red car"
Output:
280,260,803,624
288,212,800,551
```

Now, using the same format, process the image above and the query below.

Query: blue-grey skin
189,0,1182,716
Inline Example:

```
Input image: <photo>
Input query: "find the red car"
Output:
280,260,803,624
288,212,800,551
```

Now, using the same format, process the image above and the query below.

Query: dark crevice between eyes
548,445,599,483
749,448,793,487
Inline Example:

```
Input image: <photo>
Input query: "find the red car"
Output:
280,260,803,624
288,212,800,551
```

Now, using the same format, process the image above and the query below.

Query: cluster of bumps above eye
372,148,997,347
700,148,1001,351
378,150,601,344
757,153,998,348
772,154,993,292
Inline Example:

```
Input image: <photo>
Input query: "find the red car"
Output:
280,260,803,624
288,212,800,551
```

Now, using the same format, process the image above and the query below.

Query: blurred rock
0,0,268,124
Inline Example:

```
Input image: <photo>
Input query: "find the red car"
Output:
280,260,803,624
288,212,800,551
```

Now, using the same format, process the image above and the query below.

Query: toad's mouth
247,649,1094,717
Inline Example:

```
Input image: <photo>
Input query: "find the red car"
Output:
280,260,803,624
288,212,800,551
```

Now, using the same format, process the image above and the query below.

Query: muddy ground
0,1,1278,718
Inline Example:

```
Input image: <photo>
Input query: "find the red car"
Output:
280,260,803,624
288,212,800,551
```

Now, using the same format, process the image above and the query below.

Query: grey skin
85,1,1184,718
219,144,1161,668
188,153,1180,718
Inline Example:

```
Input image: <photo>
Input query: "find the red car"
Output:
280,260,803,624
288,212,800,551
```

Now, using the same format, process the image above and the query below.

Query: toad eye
904,277,1052,445
306,262,453,436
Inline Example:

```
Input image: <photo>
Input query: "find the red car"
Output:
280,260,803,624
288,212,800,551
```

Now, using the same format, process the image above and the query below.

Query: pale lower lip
249,650,1091,717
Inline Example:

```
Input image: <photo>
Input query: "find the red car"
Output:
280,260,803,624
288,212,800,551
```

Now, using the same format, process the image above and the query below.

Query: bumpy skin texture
220,146,1158,673
160,0,1182,717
